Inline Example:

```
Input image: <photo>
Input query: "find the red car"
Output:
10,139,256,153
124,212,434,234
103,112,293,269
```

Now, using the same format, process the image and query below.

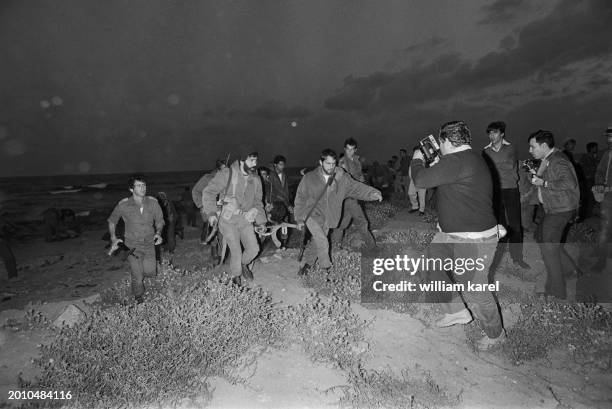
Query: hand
208,214,218,225
288,205,294,213
108,237,123,255
265,202,274,212
372,191,383,202
412,149,424,161
430,156,440,166
296,222,305,231
254,224,267,235
153,233,163,246
531,176,544,187
244,208,258,223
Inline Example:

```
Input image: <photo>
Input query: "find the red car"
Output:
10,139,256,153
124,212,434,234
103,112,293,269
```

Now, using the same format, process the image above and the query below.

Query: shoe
298,263,311,277
135,296,144,304
476,330,506,351
513,259,531,269
434,309,473,327
241,264,254,281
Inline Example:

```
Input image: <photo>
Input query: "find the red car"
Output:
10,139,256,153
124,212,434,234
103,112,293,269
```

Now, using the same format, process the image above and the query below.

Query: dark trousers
495,188,524,261
127,246,157,297
163,221,176,253
0,240,17,278
535,210,576,299
331,198,375,246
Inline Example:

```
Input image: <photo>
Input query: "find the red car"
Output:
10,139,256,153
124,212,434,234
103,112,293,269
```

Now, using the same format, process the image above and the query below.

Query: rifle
107,240,137,259
298,171,336,262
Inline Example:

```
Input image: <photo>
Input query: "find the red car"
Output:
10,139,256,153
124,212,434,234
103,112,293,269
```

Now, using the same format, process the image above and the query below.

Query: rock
52,304,86,328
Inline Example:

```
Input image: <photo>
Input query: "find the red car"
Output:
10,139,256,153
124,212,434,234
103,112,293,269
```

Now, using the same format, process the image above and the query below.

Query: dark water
0,168,304,224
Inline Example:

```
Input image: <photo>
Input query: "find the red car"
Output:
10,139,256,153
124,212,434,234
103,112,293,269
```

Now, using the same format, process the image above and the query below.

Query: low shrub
300,250,362,300
502,302,612,369
33,277,283,408
363,201,402,230
338,365,458,409
286,294,369,370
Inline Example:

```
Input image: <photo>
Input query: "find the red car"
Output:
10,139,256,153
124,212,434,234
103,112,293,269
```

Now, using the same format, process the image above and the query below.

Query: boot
298,263,311,277
242,264,254,281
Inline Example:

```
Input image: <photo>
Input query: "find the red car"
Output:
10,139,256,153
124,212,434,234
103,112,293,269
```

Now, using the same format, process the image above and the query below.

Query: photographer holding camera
412,120,505,351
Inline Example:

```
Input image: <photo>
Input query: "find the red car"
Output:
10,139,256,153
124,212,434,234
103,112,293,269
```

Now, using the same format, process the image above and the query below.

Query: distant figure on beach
202,149,267,286
108,175,164,304
579,142,599,219
528,130,581,299
482,121,530,271
294,148,381,277
156,192,178,254
411,120,505,351
42,208,61,241
180,187,197,228
0,213,18,280
331,138,377,249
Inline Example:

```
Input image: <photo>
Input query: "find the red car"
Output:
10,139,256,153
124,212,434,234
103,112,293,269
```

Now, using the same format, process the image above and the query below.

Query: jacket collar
484,139,511,151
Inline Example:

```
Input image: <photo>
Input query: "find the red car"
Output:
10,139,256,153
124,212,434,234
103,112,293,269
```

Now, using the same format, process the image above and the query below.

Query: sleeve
595,151,611,185
547,159,578,191
152,201,165,232
253,178,267,225
411,157,458,189
202,169,229,217
344,173,380,201
108,202,124,224
293,178,309,223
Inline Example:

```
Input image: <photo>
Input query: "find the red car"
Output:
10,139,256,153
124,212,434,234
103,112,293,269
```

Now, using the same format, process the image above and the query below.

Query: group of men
104,120,611,351
108,140,382,297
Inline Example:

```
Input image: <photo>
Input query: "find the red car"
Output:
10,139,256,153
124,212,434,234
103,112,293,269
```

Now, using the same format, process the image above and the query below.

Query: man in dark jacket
412,120,505,351
267,155,294,248
294,148,382,276
528,130,580,300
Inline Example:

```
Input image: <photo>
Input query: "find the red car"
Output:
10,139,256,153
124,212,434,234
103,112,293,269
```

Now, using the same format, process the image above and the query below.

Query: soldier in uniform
108,175,164,303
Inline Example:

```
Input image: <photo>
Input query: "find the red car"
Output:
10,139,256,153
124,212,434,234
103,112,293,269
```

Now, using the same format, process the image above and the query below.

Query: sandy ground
1,211,611,408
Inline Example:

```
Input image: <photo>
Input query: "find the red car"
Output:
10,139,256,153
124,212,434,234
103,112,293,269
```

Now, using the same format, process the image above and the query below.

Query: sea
0,168,305,227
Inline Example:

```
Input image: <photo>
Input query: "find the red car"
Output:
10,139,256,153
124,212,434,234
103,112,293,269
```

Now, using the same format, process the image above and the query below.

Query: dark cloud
478,0,529,25
325,0,612,112
252,100,312,120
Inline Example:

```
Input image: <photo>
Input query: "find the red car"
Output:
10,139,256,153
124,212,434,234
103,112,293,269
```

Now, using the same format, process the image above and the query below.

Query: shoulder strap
221,166,233,202
605,152,612,185
303,172,336,223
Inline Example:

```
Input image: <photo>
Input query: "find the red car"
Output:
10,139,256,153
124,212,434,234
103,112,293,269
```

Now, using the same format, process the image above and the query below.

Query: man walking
483,121,530,270
528,130,580,299
412,120,505,351
592,127,612,272
268,155,294,248
295,148,382,276
202,150,267,285
331,138,377,248
108,175,164,303
408,146,427,215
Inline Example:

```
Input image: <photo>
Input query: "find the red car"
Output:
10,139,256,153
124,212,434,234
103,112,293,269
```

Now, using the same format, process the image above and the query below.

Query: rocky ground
1,209,611,408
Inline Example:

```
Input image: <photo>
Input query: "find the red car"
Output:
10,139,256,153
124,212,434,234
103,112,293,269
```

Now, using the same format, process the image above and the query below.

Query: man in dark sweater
483,121,530,272
412,120,505,351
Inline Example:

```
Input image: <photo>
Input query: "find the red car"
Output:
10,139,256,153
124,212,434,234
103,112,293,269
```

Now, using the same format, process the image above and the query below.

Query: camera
520,158,541,174
419,134,441,166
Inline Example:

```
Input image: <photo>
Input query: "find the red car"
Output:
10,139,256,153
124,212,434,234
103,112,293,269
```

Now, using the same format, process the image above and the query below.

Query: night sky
1,0,611,176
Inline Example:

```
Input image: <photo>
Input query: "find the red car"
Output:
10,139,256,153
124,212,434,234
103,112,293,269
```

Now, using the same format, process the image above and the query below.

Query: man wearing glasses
294,148,382,276
108,175,164,304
